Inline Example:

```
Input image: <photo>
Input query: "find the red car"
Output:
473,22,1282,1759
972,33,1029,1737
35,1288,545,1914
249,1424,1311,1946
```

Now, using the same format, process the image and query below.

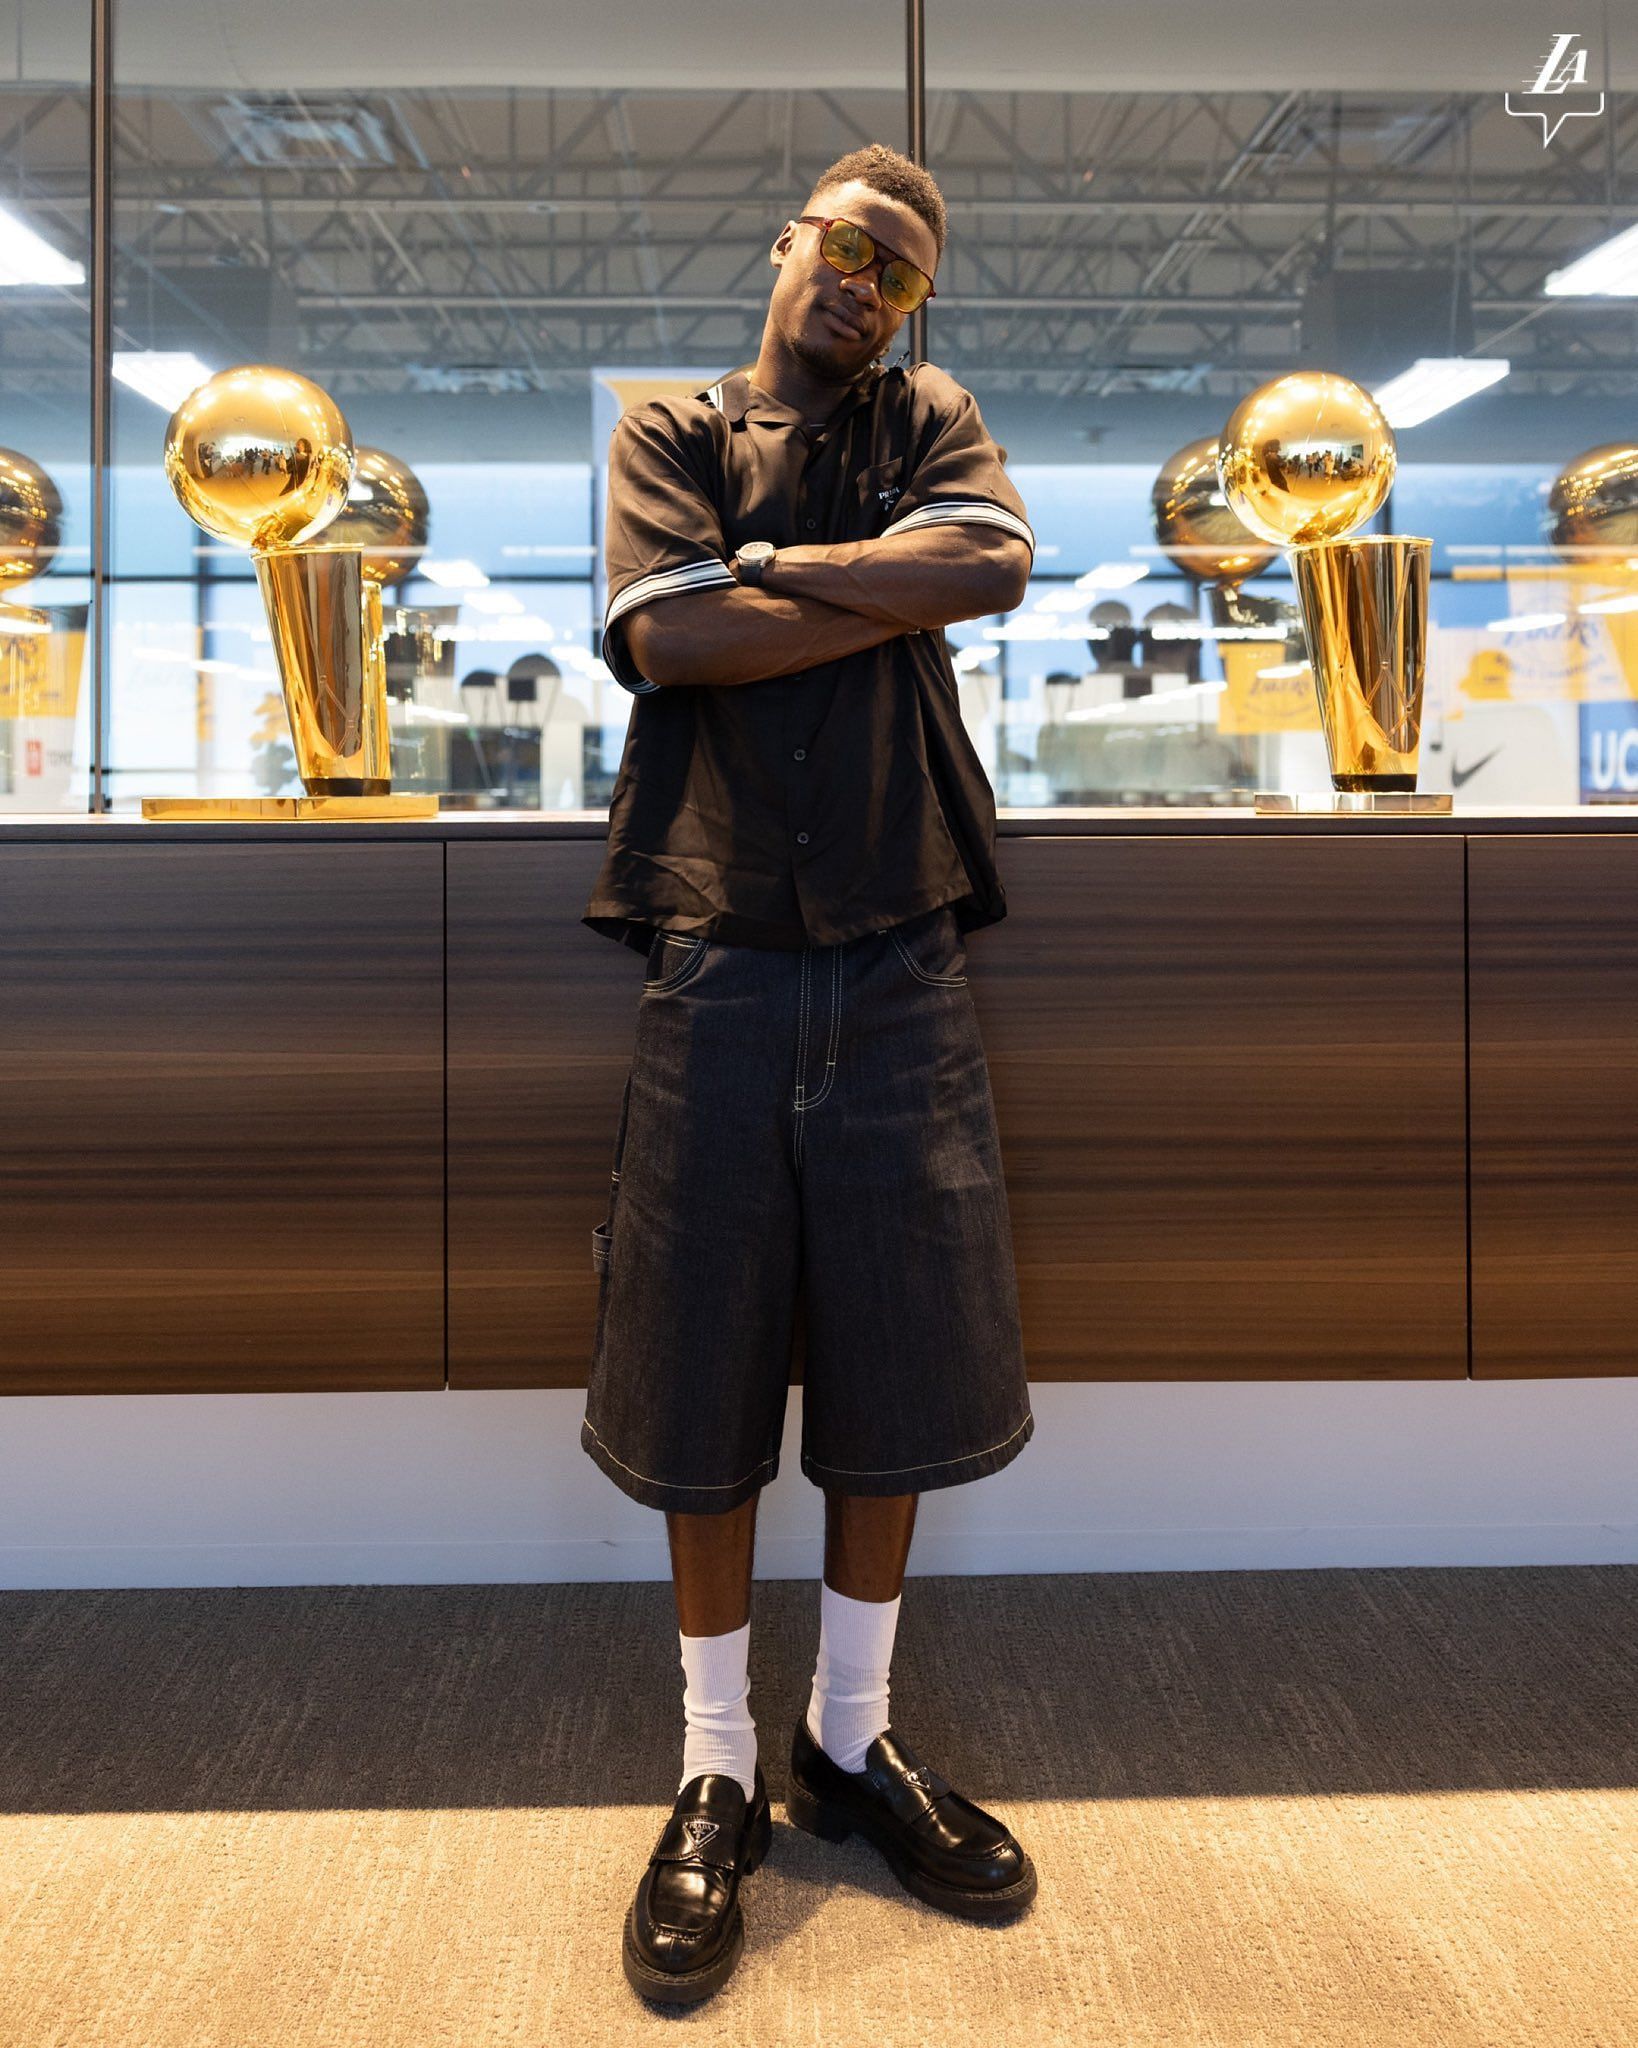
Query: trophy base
1253,791,1454,815
140,795,441,821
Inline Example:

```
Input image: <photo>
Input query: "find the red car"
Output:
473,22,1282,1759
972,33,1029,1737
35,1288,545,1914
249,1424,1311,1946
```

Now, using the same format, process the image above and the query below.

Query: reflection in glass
927,43,1638,806
0,2,91,811
109,8,899,810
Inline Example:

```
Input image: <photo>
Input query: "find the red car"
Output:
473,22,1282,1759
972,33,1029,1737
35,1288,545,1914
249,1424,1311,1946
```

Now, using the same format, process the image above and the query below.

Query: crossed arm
621,524,1032,690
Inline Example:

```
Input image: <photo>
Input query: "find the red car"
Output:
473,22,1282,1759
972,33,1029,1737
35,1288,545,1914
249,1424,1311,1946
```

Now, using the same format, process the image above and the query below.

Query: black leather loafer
787,1717,1037,1922
623,1765,772,2005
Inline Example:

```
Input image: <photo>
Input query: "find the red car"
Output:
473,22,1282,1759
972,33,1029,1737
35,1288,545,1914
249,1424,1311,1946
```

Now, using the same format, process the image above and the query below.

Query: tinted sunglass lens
821,222,871,271
881,263,927,312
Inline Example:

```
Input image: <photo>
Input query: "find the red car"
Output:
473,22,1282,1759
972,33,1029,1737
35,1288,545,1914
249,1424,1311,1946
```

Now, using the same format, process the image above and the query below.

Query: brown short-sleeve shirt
582,358,1035,956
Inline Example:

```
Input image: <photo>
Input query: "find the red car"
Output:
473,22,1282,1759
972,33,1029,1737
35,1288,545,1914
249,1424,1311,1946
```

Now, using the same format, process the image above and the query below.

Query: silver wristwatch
734,540,777,586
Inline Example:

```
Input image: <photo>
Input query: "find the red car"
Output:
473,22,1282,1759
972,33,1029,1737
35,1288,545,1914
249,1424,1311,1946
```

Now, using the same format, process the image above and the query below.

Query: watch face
739,542,774,563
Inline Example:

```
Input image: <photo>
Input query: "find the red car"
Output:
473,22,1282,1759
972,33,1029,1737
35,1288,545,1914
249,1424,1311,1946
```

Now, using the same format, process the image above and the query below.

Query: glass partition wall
0,2,92,811
928,4,1638,807
105,4,901,810
7,0,1637,810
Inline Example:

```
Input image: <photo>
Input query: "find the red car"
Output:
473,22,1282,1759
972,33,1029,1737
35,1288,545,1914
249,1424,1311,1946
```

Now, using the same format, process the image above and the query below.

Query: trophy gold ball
322,446,430,586
1546,443,1638,556
1217,371,1396,548
163,364,355,551
0,447,63,587
1151,435,1276,585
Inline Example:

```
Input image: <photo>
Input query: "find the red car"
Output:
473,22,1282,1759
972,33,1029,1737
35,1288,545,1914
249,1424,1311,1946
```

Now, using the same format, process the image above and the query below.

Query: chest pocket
854,456,906,535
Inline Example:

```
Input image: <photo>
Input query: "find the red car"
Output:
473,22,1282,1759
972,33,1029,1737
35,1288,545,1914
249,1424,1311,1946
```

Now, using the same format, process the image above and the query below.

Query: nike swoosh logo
1452,747,1503,789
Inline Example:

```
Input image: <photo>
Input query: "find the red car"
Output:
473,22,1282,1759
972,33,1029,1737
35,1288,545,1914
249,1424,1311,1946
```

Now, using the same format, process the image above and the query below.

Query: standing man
580,143,1039,2006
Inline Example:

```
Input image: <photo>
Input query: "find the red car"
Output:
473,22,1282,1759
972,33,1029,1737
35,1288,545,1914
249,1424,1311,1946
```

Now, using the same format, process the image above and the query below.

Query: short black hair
806,143,947,259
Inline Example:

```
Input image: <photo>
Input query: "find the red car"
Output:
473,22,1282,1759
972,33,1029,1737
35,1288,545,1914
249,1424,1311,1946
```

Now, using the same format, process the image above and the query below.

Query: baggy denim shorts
579,902,1035,1514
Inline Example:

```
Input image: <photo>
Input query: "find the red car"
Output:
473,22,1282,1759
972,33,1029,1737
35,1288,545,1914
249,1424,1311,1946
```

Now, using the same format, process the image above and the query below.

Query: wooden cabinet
445,839,637,1387
976,835,1468,1378
1470,836,1638,1377
0,842,444,1392
2,820,1630,1393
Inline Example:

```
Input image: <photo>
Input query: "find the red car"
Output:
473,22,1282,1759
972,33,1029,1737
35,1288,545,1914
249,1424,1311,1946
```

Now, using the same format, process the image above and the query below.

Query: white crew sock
804,1580,903,1773
677,1619,758,1802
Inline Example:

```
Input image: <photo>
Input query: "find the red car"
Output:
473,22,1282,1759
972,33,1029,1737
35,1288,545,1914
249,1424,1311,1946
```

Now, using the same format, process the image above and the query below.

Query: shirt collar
714,361,888,431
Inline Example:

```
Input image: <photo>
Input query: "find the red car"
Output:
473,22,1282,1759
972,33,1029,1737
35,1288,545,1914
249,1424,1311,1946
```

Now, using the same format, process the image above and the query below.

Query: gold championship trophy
1151,434,1280,610
1216,371,1448,814
142,364,438,819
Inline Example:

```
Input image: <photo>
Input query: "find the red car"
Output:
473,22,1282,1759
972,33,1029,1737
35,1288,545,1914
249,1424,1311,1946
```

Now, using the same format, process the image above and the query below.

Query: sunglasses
796,214,937,316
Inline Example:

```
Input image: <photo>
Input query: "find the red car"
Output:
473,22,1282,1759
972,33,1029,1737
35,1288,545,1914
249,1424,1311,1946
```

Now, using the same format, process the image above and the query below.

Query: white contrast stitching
794,946,810,1108
803,943,842,1110
802,1412,1033,1479
888,924,967,987
582,1416,777,1493
641,935,709,994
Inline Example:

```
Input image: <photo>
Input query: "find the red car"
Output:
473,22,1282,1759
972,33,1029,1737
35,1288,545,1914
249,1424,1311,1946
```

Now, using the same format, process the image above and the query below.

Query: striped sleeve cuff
602,558,737,694
884,500,1036,555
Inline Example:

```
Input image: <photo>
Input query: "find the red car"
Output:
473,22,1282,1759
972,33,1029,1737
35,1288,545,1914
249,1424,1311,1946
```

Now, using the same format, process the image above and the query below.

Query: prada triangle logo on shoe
682,1816,721,1852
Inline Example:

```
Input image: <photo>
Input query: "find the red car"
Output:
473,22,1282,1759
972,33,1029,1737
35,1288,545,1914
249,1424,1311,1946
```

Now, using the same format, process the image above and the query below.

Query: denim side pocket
886,907,968,988
641,931,709,995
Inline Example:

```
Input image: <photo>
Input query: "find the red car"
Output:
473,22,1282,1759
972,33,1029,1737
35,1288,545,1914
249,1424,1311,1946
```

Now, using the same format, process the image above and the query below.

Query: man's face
767,178,940,384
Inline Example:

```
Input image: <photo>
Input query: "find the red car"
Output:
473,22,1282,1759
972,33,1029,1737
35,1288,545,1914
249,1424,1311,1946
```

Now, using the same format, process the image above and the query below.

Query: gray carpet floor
2,1568,1636,2046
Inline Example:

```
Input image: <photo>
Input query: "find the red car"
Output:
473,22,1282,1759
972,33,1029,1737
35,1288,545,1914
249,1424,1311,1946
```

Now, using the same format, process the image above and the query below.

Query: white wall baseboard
3,1377,1637,1589
3,1523,1638,1590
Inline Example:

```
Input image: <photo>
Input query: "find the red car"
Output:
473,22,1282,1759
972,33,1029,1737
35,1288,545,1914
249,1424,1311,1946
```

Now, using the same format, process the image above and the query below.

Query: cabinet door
446,839,640,1387
0,842,444,1392
1470,836,1638,1377
974,834,1468,1379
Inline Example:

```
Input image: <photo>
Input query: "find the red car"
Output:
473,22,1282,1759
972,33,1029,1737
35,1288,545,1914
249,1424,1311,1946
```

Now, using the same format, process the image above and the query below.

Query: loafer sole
786,1779,1039,1923
622,1902,745,2005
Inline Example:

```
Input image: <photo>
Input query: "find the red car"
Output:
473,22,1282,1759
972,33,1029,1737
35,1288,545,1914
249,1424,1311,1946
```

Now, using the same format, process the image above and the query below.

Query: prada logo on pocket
858,458,904,517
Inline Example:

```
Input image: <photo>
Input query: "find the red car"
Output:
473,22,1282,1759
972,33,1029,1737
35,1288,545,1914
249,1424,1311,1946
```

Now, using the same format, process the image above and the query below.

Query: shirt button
804,518,816,530
796,832,810,845
793,748,806,760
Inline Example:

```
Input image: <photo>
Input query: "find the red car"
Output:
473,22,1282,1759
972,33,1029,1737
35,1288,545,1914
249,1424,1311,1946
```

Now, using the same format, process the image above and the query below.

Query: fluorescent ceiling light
466,588,525,615
419,558,490,589
1487,611,1566,634
1256,661,1312,679
0,202,84,286
982,617,1104,641
953,645,999,672
1580,593,1638,616
1073,562,1149,591
1372,358,1509,428
1543,221,1638,297
1031,588,1096,615
112,351,214,411
465,615,553,641
500,543,597,558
